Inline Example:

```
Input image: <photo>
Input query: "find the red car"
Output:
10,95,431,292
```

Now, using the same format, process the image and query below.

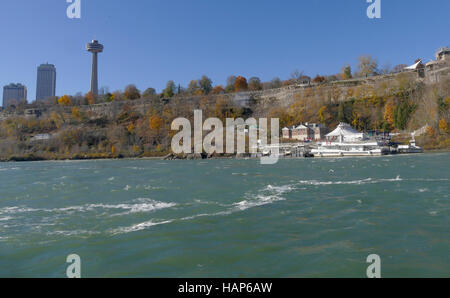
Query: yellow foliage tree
439,118,449,133
50,112,65,128
149,115,163,130
72,107,82,121
57,95,72,106
318,106,327,124
445,97,450,108
384,100,395,126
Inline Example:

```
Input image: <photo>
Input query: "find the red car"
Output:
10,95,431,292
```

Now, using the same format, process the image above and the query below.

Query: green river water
0,153,449,277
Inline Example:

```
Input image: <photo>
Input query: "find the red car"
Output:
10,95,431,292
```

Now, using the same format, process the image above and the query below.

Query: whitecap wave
0,206,40,215
111,183,293,235
46,230,100,237
0,167,20,171
111,219,174,235
298,176,402,186
232,184,292,211
0,199,176,216
59,198,176,214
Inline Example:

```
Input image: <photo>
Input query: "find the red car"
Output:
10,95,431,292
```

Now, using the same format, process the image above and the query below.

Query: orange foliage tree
85,92,96,105
234,76,248,92
211,85,225,94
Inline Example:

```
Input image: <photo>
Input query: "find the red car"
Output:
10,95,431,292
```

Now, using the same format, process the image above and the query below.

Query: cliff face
75,68,445,117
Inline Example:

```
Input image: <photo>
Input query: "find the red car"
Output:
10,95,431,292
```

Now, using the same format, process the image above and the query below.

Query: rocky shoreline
1,149,449,163
0,152,250,162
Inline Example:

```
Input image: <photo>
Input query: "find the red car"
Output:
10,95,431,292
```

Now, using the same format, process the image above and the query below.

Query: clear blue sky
0,0,449,104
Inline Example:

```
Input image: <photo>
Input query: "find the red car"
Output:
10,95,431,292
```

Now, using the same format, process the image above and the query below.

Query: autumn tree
313,75,326,84
187,80,201,95
342,65,352,80
234,76,248,92
149,115,164,130
57,95,72,106
85,92,96,105
71,107,83,121
103,93,114,102
439,118,449,133
383,99,395,128
269,77,282,89
123,84,141,100
163,81,176,98
142,88,156,98
225,76,237,93
211,85,225,94
318,106,327,124
291,69,309,84
199,75,213,94
214,96,242,119
357,55,378,77
248,77,262,91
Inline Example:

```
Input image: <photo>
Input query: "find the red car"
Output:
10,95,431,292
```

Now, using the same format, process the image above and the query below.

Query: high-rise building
86,40,104,96
2,83,27,108
36,63,56,101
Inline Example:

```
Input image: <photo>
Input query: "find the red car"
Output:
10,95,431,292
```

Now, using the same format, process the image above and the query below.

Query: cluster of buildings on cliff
424,47,450,83
2,40,104,109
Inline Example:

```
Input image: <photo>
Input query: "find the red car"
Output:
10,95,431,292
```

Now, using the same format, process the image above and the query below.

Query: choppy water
0,153,449,277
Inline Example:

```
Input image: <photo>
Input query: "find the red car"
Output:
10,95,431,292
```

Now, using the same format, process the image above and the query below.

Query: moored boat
312,141,390,157
311,123,390,157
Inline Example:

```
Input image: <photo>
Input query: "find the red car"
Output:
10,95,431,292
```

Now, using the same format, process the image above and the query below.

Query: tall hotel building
2,83,27,108
36,63,56,101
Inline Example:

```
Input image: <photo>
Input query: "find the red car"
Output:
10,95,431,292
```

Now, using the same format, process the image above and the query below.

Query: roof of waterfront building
326,123,363,137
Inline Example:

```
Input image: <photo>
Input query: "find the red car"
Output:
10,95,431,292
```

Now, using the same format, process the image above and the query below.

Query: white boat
397,138,423,154
312,141,390,157
311,123,389,157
